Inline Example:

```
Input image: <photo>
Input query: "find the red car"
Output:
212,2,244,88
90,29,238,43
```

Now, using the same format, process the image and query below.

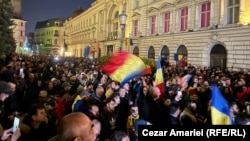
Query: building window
148,46,155,59
54,30,59,36
150,15,156,34
93,14,96,24
227,0,239,24
133,20,138,36
163,12,170,33
54,39,58,45
55,22,59,26
201,2,210,28
134,0,139,8
180,7,188,31
20,31,23,36
21,22,23,26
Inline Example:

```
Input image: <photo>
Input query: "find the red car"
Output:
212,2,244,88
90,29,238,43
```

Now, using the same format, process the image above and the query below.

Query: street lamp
119,11,127,51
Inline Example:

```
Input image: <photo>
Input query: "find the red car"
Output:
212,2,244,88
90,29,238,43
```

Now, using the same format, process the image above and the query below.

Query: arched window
133,46,139,56
148,46,155,59
107,45,113,56
176,45,188,67
177,45,187,56
210,44,227,70
161,45,169,59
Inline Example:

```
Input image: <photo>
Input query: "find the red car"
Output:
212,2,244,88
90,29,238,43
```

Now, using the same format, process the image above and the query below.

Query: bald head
57,112,95,141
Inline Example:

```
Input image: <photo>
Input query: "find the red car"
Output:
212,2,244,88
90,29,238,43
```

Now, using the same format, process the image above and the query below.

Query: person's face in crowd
194,78,198,83
58,113,96,141
0,93,9,102
226,79,231,86
119,88,126,98
61,76,67,82
48,82,54,90
121,135,130,141
96,86,105,97
8,82,16,91
64,85,72,91
92,119,101,137
111,81,116,89
70,76,77,83
123,83,130,91
143,87,148,96
64,69,69,75
198,76,203,83
89,105,99,119
164,98,171,107
87,84,94,92
107,100,116,112
113,95,120,106
82,74,87,79
101,75,108,84
33,108,47,122
189,102,197,112
131,106,139,117
230,104,239,116
38,95,47,103
152,87,161,100
29,73,35,81
51,79,57,85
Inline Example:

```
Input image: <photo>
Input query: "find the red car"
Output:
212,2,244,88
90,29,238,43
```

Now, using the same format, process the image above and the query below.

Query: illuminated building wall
34,18,66,55
11,18,27,53
65,0,250,69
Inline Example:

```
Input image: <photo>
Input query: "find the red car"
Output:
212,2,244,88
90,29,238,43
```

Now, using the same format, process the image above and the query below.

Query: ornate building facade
33,18,66,55
64,0,250,69
11,0,27,53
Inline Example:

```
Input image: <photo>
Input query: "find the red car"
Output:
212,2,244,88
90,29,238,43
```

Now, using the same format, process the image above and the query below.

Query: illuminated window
133,20,138,36
180,7,188,31
163,12,170,33
201,2,210,28
149,15,156,34
227,0,239,24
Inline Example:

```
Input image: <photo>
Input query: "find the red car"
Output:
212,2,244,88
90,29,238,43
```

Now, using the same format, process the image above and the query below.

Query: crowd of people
0,53,250,141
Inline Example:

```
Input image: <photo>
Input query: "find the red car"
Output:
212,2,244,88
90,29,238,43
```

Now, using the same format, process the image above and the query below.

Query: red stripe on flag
101,51,129,75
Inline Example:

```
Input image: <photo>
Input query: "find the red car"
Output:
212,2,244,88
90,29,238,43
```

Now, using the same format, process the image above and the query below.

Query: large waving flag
155,55,165,99
101,51,146,86
211,84,231,125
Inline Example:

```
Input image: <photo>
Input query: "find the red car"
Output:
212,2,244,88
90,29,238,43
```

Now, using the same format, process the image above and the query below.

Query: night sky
22,0,93,34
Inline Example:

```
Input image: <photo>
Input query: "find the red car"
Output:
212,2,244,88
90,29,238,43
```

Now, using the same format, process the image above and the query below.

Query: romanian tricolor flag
211,84,231,125
101,51,146,86
180,74,192,90
155,55,165,98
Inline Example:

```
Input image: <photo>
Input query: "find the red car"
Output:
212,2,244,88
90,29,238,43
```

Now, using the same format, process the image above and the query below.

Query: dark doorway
176,45,188,67
148,46,155,59
107,45,113,56
210,44,227,70
133,46,139,56
161,45,169,59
